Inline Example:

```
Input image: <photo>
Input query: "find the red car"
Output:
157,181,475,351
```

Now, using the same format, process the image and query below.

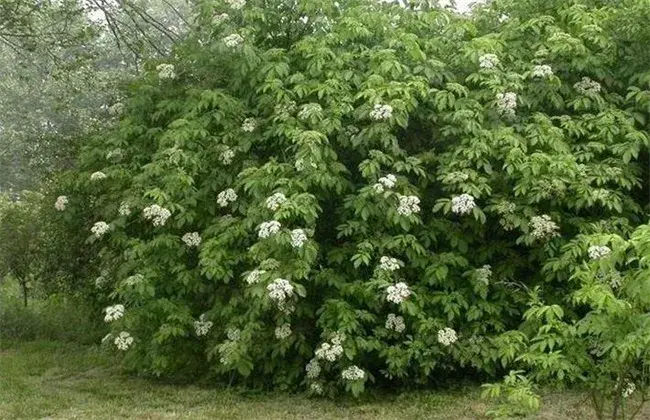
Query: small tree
0,192,44,306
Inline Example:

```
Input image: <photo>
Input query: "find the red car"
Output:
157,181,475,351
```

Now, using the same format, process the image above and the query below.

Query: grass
0,340,622,420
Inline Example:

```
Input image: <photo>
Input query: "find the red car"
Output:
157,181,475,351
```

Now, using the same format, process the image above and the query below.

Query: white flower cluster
588,245,611,260
266,193,287,211
91,221,110,238
194,314,213,336
118,201,131,216
275,323,292,340
227,327,241,341
306,358,321,379
397,195,421,216
298,103,323,120
369,104,393,120
529,215,560,240
479,54,499,69
623,382,636,398
341,365,365,381
574,77,601,95
156,63,176,80
267,278,294,304
258,221,281,238
438,327,458,346
475,265,492,285
373,174,397,193
315,334,345,362
55,195,68,211
106,148,123,161
143,204,171,227
108,102,124,116
531,64,553,78
379,256,401,272
241,118,256,132
496,92,517,117
385,313,405,332
225,0,245,9
104,304,124,322
245,269,265,285
114,331,134,351
223,33,244,47
182,232,201,247
212,12,229,24
310,383,323,394
217,188,238,207
451,194,476,215
90,171,107,181
220,147,235,165
386,282,411,304
290,229,308,248
124,274,144,286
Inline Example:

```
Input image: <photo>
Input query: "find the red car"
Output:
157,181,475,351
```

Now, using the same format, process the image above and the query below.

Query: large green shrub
54,0,650,397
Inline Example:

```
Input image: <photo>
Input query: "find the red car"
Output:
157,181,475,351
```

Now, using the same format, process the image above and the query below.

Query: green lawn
0,340,609,419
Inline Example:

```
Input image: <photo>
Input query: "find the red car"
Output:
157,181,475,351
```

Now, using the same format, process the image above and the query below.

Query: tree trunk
21,279,28,307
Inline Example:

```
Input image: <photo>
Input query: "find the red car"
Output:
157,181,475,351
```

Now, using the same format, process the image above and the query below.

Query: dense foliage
40,0,650,416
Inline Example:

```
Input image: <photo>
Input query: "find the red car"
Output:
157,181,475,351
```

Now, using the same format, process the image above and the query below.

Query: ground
0,340,626,419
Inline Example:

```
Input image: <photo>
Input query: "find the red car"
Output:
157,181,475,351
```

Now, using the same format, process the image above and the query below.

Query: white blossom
241,118,256,132
623,382,636,398
143,204,171,227
373,183,385,194
118,201,131,216
290,229,308,248
156,63,176,80
212,12,229,24
194,314,213,336
306,359,321,379
379,256,401,272
378,174,397,189
588,245,611,260
225,0,246,9
341,365,365,381
266,193,287,211
106,148,123,161
385,313,405,332
245,269,266,285
217,188,238,207
310,383,323,394
451,194,476,215
90,171,107,181
496,92,517,117
182,232,202,247
574,77,601,95
124,274,144,286
227,327,241,341
529,215,560,240
104,304,125,322
438,327,458,346
267,278,294,303
386,282,411,304
369,104,393,120
220,147,235,165
475,265,492,285
315,341,344,362
114,331,134,351
258,221,282,238
479,54,499,69
223,33,244,47
108,102,124,116
275,323,292,340
531,64,554,78
397,194,421,216
55,195,68,211
91,221,110,238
